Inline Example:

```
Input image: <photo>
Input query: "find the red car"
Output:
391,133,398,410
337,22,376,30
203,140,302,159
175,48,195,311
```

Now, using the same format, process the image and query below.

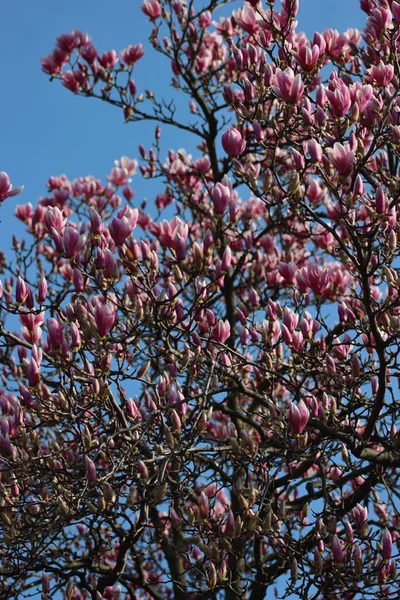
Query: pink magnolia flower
393,1,400,22
382,529,393,560
121,44,145,66
62,71,80,93
332,534,345,563
27,358,40,387
109,216,133,245
0,172,23,202
294,44,321,71
93,300,116,337
99,50,118,69
271,68,304,104
212,319,231,344
288,399,309,434
212,182,231,215
84,456,97,482
366,60,394,87
305,139,323,163
325,142,354,176
221,128,246,158
63,226,86,258
16,276,28,305
325,80,351,118
142,0,162,20
233,6,259,35
296,263,330,295
47,318,63,351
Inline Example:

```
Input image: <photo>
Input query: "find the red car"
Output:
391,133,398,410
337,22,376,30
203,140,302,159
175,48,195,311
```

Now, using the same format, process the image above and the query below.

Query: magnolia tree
1,0,400,598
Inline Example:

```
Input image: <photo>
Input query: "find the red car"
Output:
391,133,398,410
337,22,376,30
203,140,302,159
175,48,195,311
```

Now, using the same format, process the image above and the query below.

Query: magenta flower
109,216,132,246
63,226,86,258
84,456,97,482
121,44,145,66
332,534,345,564
296,263,330,295
222,128,246,158
325,142,354,176
212,182,231,215
382,529,393,560
47,318,63,351
288,399,310,434
27,358,40,387
325,81,351,118
366,60,394,87
306,139,323,163
294,44,321,72
37,277,48,305
394,1,400,21
233,6,259,35
93,300,116,337
0,172,23,202
272,68,304,105
212,319,231,344
15,276,28,305
142,0,162,20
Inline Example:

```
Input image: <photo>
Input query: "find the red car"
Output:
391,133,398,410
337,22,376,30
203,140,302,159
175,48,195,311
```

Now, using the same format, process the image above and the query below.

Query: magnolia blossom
0,172,23,202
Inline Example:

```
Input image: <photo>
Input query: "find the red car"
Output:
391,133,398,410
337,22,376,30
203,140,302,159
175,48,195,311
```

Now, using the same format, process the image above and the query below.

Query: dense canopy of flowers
1,0,400,599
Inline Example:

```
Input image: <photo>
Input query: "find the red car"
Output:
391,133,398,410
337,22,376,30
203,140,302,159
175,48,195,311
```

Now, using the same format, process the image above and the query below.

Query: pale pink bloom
142,0,162,20
107,167,131,187
288,399,309,434
0,172,23,202
272,68,304,104
325,142,354,176
114,156,138,176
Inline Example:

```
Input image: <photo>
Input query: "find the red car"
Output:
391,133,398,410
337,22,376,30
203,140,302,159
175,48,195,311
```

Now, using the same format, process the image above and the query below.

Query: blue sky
0,0,365,253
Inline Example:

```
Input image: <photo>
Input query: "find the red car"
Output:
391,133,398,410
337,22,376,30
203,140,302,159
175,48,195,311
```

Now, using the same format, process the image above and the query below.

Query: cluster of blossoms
1,0,400,599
